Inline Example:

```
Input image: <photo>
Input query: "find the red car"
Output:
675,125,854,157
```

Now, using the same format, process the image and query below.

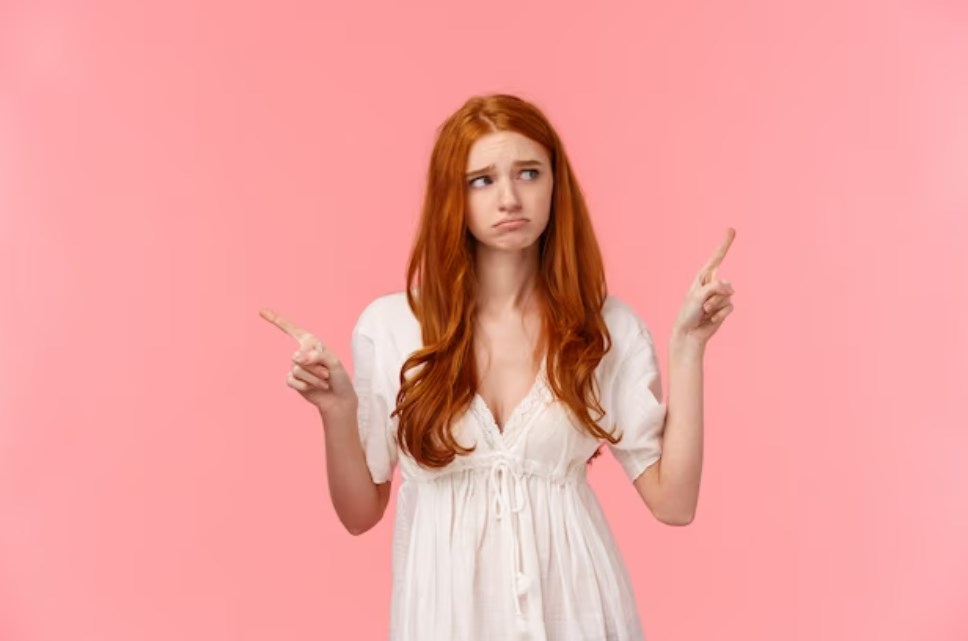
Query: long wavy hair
392,93,621,469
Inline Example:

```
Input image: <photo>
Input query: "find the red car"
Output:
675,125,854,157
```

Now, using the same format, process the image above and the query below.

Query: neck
474,243,541,318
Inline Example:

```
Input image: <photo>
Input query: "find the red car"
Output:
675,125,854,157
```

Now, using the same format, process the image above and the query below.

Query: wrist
318,399,358,427
669,329,706,360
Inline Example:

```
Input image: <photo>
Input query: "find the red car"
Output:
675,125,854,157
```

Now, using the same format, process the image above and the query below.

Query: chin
495,235,542,251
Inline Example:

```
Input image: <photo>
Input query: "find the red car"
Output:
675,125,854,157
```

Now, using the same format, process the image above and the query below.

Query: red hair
392,93,619,468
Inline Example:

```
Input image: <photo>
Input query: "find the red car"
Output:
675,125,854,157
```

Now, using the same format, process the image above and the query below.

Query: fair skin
259,128,736,532
257,308,391,535
463,130,553,431
646,228,735,525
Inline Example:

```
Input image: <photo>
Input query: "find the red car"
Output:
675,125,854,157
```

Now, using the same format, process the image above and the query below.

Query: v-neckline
472,354,548,438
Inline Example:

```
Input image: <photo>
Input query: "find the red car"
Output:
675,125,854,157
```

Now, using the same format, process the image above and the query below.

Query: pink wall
2,1,966,639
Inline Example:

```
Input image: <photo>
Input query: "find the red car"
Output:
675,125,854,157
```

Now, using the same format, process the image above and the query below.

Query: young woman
261,93,736,640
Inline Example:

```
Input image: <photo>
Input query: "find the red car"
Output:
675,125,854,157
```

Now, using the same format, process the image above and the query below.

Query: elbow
345,519,377,536
655,507,696,526
339,508,382,536
661,513,695,526
338,482,391,536
653,493,698,527
644,498,695,526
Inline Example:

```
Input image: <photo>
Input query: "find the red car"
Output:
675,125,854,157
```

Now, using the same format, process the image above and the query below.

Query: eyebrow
465,160,544,179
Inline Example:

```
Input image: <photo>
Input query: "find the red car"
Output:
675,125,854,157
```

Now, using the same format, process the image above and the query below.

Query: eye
469,175,491,189
468,169,540,189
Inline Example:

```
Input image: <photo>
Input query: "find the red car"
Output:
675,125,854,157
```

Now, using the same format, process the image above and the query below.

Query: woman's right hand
259,308,358,419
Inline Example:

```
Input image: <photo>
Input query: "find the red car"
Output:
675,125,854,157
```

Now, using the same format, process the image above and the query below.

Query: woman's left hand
672,227,737,347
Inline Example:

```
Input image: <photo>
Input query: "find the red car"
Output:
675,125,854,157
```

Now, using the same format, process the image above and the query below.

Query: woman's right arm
320,405,392,535
259,307,391,536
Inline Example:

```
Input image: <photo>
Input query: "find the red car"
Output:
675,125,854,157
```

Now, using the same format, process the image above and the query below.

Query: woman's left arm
635,228,736,525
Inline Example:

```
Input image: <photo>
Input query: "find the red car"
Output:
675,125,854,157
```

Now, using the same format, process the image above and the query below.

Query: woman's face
464,130,553,252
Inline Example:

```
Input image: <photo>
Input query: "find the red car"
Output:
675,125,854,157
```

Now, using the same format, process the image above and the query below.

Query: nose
498,179,522,212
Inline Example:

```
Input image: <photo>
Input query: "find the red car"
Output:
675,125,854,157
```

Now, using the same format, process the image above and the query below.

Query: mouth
494,218,528,228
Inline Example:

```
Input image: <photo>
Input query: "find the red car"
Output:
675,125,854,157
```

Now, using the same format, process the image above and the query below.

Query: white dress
350,291,667,641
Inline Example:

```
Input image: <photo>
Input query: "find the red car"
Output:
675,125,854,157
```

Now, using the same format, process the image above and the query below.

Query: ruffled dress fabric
350,292,667,641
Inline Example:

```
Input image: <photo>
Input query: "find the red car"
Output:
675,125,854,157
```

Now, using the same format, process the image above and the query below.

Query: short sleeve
603,306,667,483
350,311,399,484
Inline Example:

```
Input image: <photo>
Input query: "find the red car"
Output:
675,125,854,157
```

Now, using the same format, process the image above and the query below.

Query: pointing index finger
700,227,736,284
259,308,309,341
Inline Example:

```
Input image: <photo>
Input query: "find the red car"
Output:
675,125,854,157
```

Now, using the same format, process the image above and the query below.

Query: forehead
466,131,548,169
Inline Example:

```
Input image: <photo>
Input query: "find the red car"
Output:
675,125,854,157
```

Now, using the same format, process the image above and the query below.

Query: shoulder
601,294,658,363
355,290,409,328
602,294,652,339
602,294,638,329
353,290,421,348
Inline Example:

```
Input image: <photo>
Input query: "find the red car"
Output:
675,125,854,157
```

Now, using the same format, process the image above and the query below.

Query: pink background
2,1,966,639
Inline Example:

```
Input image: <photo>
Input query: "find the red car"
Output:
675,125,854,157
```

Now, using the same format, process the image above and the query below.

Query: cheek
528,187,553,219
465,194,489,230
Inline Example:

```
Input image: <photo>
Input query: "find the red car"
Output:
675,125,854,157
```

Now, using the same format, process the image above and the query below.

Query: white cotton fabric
350,291,667,641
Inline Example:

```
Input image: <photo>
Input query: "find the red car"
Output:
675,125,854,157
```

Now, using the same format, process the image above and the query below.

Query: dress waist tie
488,458,531,619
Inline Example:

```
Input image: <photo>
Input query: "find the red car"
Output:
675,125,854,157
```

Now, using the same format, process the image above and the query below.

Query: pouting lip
494,217,528,228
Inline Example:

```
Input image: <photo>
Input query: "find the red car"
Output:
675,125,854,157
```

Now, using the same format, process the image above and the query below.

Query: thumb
309,343,346,373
